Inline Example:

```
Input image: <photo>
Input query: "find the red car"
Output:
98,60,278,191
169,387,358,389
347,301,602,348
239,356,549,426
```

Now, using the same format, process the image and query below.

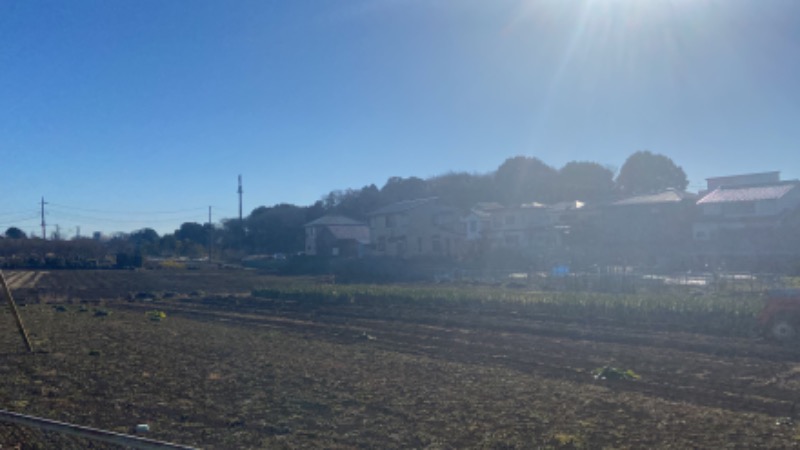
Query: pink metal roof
697,183,796,204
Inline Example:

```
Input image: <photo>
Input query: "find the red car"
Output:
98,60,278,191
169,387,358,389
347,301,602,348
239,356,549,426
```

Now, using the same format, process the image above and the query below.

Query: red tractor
758,289,800,341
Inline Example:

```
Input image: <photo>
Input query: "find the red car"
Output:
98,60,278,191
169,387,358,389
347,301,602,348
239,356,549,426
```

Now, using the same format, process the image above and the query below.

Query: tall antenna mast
40,197,48,240
238,175,243,222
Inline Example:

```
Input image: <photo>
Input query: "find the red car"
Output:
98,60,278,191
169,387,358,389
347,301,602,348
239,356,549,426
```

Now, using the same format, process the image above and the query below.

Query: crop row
252,282,765,337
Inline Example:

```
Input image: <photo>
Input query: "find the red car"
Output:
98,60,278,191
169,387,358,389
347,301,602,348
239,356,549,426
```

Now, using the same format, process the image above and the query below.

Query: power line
47,203,208,216
46,210,209,225
0,215,40,227
0,209,39,217
15,200,243,235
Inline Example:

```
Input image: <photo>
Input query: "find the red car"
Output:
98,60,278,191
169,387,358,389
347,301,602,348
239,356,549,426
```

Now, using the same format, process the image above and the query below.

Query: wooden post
0,270,34,353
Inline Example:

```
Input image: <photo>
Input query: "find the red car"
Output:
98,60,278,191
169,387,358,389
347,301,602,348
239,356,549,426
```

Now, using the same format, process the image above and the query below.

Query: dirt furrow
118,298,800,418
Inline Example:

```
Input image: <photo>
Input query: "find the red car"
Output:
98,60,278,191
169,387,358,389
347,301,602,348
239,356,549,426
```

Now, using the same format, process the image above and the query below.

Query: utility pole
237,175,245,245
40,197,47,240
208,206,212,261
237,175,243,223
76,226,81,239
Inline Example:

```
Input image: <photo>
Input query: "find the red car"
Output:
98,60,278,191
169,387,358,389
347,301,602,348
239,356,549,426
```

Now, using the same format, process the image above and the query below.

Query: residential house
692,172,800,269
596,189,698,268
548,200,589,236
304,215,370,257
462,202,502,256
485,203,555,251
457,200,588,265
694,172,800,240
368,198,464,258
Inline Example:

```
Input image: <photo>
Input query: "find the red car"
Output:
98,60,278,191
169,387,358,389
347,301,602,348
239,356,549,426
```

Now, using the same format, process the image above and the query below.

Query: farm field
1,270,800,448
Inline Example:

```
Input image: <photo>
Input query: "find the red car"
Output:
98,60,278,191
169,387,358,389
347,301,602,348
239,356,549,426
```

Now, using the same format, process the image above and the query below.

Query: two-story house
368,197,464,258
596,189,698,268
462,201,586,265
694,172,800,240
692,172,800,269
485,203,555,251
462,202,502,257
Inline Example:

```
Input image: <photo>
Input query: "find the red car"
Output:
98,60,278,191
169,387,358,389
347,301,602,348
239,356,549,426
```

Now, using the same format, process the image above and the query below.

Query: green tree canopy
615,151,688,196
127,228,160,255
246,204,307,253
427,172,495,209
556,161,615,202
175,222,207,246
129,228,159,245
322,184,382,220
494,156,558,205
380,176,429,204
4,227,27,239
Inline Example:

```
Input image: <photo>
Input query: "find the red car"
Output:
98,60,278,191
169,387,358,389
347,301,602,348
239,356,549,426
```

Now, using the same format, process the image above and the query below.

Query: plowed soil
1,270,800,449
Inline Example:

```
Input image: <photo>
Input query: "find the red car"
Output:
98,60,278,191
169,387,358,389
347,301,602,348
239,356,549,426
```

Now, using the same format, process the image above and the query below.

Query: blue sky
1,0,799,236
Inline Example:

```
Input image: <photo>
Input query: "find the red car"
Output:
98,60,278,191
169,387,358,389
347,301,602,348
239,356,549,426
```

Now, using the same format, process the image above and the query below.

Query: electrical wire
45,210,209,225
0,201,241,235
0,209,39,217
47,202,209,216
0,215,40,227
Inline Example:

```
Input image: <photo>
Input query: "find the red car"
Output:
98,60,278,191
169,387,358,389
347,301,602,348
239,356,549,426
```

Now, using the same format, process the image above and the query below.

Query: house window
504,235,520,246
723,202,756,216
432,236,442,253
433,212,453,226
386,214,396,228
397,238,406,255
505,215,516,226
469,220,478,232
377,237,386,252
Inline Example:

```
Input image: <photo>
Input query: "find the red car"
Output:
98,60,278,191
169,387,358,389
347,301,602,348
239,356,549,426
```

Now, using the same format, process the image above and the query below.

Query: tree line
1,150,688,262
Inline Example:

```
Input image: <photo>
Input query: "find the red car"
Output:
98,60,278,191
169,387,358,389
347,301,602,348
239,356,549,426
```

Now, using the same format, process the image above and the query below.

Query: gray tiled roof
612,190,696,206
698,183,798,204
327,225,370,244
304,215,366,227
368,197,438,216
